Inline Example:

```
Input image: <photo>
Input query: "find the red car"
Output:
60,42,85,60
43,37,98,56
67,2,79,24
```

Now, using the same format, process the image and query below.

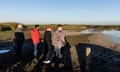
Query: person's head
46,25,52,31
35,25,39,30
17,24,23,29
57,24,63,31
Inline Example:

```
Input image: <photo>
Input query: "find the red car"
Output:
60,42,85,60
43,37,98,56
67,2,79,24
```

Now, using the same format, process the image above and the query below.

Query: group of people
14,24,66,65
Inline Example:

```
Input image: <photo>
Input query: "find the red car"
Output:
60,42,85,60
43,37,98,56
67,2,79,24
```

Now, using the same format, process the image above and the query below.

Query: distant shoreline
88,33,120,52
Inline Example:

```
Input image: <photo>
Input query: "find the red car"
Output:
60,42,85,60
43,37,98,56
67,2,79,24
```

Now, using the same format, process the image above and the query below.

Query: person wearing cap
43,25,53,64
31,25,41,60
14,24,25,57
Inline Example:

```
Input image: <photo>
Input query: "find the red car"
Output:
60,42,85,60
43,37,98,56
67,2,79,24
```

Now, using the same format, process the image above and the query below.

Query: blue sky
0,0,120,24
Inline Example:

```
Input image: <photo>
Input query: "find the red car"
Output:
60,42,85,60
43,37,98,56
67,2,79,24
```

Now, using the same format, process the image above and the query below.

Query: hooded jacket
31,29,41,44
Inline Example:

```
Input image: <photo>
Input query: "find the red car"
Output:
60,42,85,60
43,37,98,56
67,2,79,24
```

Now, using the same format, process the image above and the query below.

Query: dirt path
70,46,81,71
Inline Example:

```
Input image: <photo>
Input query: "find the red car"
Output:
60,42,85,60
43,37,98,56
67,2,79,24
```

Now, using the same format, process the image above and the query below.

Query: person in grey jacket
52,24,65,60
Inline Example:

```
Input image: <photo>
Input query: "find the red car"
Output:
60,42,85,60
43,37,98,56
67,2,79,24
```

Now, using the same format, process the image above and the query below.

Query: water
80,29,96,34
102,30,120,44
80,29,120,44
102,30,120,38
0,49,10,54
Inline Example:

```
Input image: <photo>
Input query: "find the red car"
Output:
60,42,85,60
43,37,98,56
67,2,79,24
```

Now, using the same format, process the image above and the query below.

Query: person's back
14,24,24,57
15,28,24,42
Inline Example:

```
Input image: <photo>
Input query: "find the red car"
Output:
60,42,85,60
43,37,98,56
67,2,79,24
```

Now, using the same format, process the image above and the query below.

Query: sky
0,0,120,24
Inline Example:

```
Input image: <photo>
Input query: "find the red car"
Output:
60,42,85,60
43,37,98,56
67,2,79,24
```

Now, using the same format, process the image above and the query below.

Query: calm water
102,30,120,44
80,29,120,44
80,29,96,34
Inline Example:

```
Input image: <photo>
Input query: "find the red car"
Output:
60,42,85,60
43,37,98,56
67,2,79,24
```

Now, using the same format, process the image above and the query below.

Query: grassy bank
0,31,14,41
67,34,90,46
1,22,120,32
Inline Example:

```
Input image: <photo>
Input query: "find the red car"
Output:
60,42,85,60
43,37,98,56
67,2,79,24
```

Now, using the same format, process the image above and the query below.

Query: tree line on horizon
0,22,120,31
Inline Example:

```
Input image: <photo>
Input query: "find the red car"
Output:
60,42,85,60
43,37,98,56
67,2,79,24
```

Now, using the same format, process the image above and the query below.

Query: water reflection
80,29,120,44
80,29,96,34
0,49,10,54
102,30,120,44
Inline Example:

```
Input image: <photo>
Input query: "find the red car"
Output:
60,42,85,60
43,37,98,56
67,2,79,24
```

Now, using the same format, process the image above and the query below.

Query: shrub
0,22,18,31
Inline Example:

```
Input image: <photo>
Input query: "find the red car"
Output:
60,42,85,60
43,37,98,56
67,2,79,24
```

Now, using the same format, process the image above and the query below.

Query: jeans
54,48,62,59
33,44,38,58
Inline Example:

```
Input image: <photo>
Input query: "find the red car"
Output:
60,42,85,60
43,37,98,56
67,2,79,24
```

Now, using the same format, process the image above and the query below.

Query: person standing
52,24,65,66
31,25,41,60
43,26,53,64
14,24,25,57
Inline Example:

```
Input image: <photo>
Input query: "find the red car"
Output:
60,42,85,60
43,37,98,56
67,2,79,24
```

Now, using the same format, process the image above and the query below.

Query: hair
35,25,39,28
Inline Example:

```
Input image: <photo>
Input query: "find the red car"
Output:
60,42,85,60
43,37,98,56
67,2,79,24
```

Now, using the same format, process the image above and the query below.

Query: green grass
67,34,90,46
0,31,14,41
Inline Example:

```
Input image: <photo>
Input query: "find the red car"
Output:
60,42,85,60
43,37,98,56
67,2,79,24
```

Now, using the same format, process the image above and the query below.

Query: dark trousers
44,43,53,60
15,41,23,56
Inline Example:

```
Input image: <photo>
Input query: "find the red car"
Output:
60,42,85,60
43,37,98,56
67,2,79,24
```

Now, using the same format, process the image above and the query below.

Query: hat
46,25,52,30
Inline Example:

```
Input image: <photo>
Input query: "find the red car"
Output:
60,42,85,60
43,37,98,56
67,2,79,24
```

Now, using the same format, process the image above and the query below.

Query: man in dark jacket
43,26,53,64
14,24,25,56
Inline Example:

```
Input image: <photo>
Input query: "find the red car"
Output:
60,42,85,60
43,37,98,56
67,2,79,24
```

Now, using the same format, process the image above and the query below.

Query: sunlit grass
67,34,90,46
0,31,14,41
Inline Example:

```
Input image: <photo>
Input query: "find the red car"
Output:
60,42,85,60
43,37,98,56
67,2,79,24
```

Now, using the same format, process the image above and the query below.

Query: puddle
0,50,10,54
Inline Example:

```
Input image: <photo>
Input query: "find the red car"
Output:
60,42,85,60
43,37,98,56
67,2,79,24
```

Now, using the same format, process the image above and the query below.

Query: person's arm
60,33,65,45
22,32,25,41
39,30,41,40
52,32,57,45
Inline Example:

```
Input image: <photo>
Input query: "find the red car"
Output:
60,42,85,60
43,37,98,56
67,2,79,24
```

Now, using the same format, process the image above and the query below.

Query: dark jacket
44,31,52,44
15,28,25,42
